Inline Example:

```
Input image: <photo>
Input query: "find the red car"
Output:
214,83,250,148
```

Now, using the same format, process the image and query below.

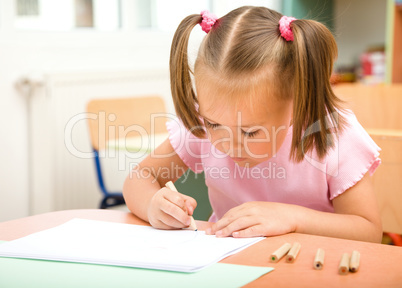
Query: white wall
334,0,387,68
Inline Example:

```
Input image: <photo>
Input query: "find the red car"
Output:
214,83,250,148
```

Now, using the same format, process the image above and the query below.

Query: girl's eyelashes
204,120,220,129
242,129,260,138
204,119,260,138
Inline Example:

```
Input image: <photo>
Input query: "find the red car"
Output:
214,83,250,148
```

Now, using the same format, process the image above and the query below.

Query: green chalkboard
174,170,212,221
282,0,334,32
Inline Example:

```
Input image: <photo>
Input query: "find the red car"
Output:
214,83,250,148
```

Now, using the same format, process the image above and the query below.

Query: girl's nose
221,134,243,155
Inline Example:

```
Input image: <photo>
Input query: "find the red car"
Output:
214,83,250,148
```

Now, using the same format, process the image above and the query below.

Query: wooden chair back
333,84,402,234
333,83,402,130
86,96,168,151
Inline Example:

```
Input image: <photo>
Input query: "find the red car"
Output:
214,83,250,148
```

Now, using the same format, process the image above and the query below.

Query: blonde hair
170,6,344,162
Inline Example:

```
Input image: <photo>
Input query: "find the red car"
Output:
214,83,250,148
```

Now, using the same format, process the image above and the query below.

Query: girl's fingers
231,224,265,238
149,187,198,229
183,196,197,215
214,216,260,237
151,219,172,230
163,187,197,215
160,188,195,226
163,188,197,214
207,202,265,235
208,209,245,235
159,200,191,226
210,218,232,235
158,212,188,229
162,188,187,211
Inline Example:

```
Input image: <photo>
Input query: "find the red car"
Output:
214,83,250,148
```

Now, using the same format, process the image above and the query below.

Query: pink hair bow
200,10,217,33
279,16,297,41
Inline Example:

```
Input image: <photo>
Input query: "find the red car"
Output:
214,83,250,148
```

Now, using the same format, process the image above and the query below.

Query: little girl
123,6,382,243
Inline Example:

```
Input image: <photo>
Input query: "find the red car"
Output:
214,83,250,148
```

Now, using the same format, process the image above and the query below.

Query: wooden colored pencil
286,242,301,263
314,248,325,270
270,243,292,262
350,250,360,272
339,253,350,275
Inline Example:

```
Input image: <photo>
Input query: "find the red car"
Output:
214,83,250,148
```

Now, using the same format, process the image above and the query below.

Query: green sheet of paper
0,241,273,288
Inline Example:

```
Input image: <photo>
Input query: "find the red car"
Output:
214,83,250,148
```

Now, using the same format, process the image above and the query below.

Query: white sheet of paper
0,218,264,272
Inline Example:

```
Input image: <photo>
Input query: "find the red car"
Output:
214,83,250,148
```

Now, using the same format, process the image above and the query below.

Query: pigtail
170,15,205,138
289,20,345,162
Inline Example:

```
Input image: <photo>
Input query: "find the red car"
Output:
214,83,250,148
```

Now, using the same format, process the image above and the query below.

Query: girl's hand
206,201,298,238
147,187,197,230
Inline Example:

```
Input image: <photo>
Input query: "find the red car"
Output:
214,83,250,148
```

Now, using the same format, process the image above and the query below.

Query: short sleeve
166,119,206,173
327,111,381,200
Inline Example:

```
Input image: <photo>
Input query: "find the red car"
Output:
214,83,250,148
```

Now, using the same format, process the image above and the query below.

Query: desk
1,209,401,287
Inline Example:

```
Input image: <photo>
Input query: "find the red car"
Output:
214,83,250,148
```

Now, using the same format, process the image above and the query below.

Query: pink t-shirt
166,111,381,222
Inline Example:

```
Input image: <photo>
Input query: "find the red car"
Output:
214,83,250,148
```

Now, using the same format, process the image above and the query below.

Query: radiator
26,69,172,214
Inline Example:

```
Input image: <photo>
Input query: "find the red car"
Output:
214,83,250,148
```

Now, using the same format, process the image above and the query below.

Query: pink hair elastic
200,10,217,33
279,16,297,41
